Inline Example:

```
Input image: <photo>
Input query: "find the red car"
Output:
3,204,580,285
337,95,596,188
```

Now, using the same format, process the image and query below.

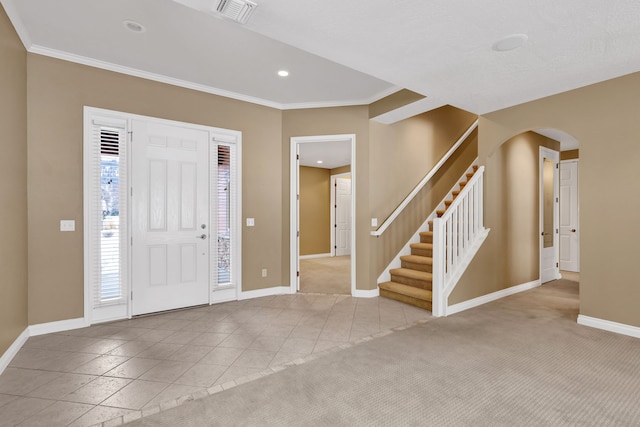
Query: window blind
89,118,128,308
213,143,237,288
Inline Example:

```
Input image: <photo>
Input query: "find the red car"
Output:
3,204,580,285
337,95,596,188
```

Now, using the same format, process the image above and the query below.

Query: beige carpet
299,256,350,295
123,275,640,426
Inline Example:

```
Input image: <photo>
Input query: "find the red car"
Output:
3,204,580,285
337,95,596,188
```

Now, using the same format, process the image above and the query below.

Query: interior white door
131,120,210,315
540,148,560,283
335,177,352,257
559,161,579,272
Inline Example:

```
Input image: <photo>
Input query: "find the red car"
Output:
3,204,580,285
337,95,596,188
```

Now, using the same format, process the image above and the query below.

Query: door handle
571,229,576,232
197,234,207,240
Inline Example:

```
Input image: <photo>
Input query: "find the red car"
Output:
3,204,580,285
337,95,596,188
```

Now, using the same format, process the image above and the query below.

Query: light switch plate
246,218,255,227
371,218,378,227
60,220,75,232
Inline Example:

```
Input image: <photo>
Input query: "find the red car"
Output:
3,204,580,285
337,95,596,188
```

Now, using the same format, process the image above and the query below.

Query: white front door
335,177,352,257
560,160,579,272
131,120,210,315
540,147,560,283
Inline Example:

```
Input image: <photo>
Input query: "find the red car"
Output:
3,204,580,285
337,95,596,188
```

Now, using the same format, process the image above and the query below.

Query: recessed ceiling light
492,34,528,52
316,160,323,164
278,70,289,77
123,20,146,33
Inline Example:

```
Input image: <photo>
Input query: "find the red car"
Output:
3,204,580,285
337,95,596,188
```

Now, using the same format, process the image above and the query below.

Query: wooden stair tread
390,268,432,281
379,282,433,301
400,255,433,265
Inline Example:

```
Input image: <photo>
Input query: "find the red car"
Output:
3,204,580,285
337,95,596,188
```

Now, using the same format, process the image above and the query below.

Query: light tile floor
0,293,430,426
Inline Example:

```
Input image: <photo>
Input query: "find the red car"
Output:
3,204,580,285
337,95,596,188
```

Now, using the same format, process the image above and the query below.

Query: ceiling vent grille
216,0,257,24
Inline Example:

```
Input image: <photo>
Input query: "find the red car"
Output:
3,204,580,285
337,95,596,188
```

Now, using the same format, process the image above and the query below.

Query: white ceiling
3,0,640,114
298,139,351,170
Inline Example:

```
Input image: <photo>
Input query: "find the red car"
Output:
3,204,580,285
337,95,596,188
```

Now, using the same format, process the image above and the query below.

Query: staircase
379,165,480,311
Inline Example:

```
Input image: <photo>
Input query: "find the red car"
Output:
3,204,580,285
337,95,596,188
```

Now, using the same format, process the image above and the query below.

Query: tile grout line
95,313,432,427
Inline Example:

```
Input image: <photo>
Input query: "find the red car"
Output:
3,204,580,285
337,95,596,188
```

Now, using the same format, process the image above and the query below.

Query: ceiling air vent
216,0,257,24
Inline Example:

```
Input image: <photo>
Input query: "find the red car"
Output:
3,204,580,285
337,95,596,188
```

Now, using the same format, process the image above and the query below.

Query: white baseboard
0,328,29,376
299,253,332,260
29,317,88,337
239,286,292,300
577,315,640,339
446,279,541,316
353,288,379,298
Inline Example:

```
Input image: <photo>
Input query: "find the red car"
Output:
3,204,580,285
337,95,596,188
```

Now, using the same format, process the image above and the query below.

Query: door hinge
556,163,559,169
334,224,337,228
556,262,559,268
556,228,559,234
130,291,133,300
556,197,558,203
296,271,300,277
296,154,299,160
334,245,337,249
296,230,299,237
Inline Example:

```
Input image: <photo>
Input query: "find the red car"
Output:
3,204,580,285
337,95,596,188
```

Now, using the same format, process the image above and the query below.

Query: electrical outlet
261,268,267,277
60,220,75,232
246,218,255,227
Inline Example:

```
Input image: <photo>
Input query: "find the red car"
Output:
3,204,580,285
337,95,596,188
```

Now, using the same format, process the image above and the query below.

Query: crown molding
27,44,400,112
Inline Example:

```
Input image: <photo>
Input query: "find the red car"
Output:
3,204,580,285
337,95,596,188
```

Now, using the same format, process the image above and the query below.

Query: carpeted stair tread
411,242,433,249
390,268,432,281
466,172,475,179
436,209,446,217
410,242,433,257
379,282,432,310
400,256,432,273
400,255,433,266
389,268,432,290
419,231,433,243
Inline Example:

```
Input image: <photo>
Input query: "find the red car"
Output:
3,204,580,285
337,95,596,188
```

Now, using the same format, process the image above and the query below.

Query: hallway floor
0,293,429,426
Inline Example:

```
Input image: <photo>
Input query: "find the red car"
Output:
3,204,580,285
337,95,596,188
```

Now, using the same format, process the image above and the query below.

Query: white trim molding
239,286,293,300
29,318,89,337
353,288,379,298
446,280,541,316
577,315,640,339
0,328,29,375
299,253,332,260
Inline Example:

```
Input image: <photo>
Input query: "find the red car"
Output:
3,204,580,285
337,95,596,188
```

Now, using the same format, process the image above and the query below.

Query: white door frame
83,107,242,323
560,159,580,272
290,135,356,295
330,173,351,257
539,146,560,283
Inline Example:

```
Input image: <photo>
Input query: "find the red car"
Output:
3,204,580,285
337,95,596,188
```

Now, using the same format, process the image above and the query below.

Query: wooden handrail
370,119,478,237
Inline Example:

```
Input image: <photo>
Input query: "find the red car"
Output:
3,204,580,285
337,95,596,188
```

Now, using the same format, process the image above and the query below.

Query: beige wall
454,71,640,328
561,149,580,160
0,5,28,355
369,106,478,276
330,165,351,176
27,54,283,324
299,166,331,255
282,107,372,290
450,132,559,303
369,89,425,119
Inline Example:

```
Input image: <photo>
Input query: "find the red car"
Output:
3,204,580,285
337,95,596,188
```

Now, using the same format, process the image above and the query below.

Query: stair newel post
432,217,446,317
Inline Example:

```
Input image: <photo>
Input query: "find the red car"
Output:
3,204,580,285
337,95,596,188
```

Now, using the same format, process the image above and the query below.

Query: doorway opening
290,135,356,296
